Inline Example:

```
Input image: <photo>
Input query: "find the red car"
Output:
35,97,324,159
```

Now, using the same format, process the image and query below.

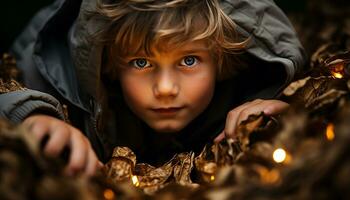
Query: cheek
183,71,216,107
119,74,149,109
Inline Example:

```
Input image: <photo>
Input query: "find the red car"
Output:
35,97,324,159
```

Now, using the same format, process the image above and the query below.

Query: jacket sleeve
0,89,65,123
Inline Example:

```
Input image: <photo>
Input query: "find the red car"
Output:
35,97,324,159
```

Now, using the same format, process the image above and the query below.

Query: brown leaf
103,147,136,182
112,147,137,165
283,76,311,96
236,112,268,151
282,76,330,105
173,152,195,185
306,89,347,111
103,157,134,182
0,53,25,93
195,145,218,183
136,157,174,191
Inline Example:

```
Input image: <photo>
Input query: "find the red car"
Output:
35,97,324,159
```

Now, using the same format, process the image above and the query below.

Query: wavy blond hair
95,0,248,80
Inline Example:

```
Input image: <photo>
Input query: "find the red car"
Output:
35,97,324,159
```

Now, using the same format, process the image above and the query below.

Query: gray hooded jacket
1,0,306,163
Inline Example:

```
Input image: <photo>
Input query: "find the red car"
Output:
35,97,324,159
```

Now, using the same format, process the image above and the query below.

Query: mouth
151,107,184,115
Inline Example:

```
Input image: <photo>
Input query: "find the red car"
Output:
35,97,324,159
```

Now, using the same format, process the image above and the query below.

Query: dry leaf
195,145,218,183
283,76,311,96
0,53,25,93
173,152,195,185
136,158,173,189
103,147,136,182
306,89,347,111
236,112,273,151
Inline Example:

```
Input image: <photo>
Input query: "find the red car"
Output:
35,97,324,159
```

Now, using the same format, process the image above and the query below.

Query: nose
153,70,179,98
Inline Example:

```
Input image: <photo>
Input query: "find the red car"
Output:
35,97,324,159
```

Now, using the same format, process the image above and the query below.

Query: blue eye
129,58,151,69
181,56,197,67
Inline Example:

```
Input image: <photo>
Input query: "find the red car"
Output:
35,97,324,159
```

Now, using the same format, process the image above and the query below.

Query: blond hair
95,0,248,80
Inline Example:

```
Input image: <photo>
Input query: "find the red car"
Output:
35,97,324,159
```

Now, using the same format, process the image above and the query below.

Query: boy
1,0,306,176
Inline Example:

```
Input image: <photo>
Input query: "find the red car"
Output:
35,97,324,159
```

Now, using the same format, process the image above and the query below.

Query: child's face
118,40,217,133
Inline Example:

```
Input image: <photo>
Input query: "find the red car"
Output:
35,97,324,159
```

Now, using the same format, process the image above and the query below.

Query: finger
216,100,267,142
22,116,35,127
97,161,104,169
85,148,100,176
23,115,45,130
236,100,270,121
263,100,289,115
66,129,88,176
224,106,249,139
224,100,263,138
214,131,225,143
28,122,50,142
43,125,70,157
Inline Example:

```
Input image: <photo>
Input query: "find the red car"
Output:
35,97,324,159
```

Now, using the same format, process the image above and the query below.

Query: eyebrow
177,47,210,54
124,43,211,60
125,51,153,58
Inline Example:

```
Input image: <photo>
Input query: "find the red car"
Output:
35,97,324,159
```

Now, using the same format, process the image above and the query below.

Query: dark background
1,0,55,54
0,0,305,54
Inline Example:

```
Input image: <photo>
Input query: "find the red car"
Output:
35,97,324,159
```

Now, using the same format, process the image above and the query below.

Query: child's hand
214,99,289,143
23,115,102,176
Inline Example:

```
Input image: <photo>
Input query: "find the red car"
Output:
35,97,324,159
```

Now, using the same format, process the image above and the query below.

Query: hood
13,0,87,111
71,0,306,103
221,0,306,82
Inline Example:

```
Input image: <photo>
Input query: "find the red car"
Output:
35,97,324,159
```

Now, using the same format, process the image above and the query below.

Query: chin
150,122,186,133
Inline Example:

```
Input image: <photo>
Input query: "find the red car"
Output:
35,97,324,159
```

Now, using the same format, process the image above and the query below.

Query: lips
151,107,184,115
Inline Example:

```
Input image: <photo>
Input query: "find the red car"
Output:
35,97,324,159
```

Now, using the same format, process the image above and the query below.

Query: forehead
151,39,212,55
124,39,214,59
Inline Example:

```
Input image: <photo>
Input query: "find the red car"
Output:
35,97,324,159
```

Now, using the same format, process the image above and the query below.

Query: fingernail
263,108,272,115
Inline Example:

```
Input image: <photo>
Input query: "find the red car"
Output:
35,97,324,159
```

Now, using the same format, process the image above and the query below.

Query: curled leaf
173,152,195,185
283,76,311,96
306,89,347,112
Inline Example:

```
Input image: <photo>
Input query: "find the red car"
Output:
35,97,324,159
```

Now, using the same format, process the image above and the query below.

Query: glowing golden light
329,60,345,79
210,175,215,181
273,148,287,163
331,72,343,79
258,167,280,184
103,189,115,200
132,175,140,187
326,123,335,141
